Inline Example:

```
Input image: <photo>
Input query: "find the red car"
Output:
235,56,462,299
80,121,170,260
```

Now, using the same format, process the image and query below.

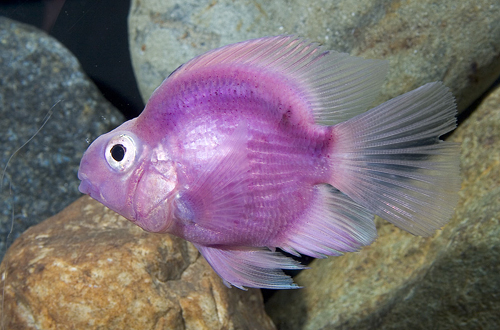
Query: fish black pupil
111,144,126,162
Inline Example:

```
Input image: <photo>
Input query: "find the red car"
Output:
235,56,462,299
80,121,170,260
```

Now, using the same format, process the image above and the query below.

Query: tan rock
0,196,276,330
265,85,500,328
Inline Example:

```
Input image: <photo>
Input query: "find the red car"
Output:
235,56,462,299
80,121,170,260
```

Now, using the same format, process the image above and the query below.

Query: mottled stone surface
0,17,125,260
0,196,276,330
128,0,500,112
266,85,500,329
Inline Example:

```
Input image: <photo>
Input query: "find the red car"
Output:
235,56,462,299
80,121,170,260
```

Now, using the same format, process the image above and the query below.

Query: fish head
78,118,177,232
78,118,144,221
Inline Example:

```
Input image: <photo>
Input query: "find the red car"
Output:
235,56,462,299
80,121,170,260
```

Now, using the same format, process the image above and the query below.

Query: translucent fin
280,184,376,258
168,35,388,125
330,82,461,236
177,124,250,231
194,244,305,290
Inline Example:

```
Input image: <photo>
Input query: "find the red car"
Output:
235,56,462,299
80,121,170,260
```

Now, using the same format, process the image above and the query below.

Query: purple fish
78,36,460,289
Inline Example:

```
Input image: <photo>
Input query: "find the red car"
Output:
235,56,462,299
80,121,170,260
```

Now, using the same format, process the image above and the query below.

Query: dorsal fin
168,35,389,125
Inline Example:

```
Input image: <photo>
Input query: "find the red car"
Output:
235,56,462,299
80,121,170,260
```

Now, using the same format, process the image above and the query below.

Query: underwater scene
0,0,499,329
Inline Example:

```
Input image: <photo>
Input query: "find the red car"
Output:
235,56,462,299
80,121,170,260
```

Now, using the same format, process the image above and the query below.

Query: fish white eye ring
105,134,137,172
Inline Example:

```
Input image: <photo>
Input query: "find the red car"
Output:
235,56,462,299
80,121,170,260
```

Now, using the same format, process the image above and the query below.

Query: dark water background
0,0,144,119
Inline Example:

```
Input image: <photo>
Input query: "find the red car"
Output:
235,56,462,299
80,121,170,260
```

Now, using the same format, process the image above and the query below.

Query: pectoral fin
176,124,251,232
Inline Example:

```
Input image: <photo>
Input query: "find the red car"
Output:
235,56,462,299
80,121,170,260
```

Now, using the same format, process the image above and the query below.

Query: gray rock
265,84,500,330
0,17,125,261
128,0,500,112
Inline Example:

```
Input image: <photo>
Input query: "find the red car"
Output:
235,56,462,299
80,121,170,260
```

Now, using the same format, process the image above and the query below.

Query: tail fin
329,82,461,236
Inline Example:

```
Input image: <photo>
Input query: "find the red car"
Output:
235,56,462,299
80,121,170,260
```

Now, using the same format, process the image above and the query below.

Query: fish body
78,36,460,289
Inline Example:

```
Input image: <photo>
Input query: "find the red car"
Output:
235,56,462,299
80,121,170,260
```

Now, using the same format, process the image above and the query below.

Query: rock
265,85,500,329
0,196,276,330
128,0,500,113
0,17,125,260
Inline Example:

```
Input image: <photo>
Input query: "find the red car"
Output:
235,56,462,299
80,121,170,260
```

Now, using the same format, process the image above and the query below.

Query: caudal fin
329,82,460,236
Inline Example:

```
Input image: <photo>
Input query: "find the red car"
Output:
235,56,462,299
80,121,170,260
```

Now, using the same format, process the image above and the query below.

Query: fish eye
110,144,126,161
105,134,137,172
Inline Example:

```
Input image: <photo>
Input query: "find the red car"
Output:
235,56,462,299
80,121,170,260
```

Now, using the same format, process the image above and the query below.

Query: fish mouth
78,178,92,195
78,173,101,200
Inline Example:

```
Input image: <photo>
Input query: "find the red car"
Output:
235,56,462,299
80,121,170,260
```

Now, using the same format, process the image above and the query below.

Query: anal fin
194,244,305,290
280,184,377,258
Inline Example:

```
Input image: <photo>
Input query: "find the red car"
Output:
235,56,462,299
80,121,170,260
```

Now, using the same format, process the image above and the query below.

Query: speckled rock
0,17,125,261
128,0,500,112
265,85,500,330
0,196,276,330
